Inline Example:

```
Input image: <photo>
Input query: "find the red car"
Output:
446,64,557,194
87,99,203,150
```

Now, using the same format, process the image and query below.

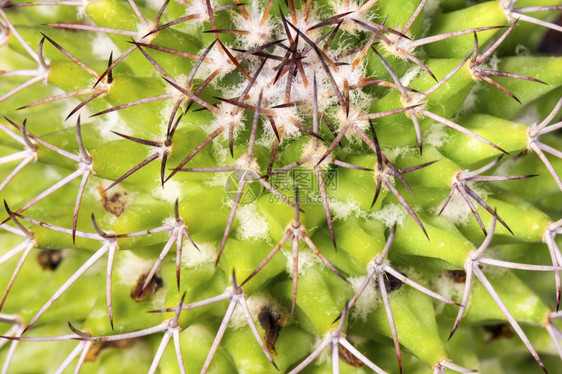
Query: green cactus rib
0,0,562,373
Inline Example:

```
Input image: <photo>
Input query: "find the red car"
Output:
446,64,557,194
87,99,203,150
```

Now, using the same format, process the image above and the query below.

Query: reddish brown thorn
3,200,32,238
286,22,346,109
110,131,162,147
351,18,412,40
399,160,439,174
105,153,160,192
17,88,94,111
288,118,324,141
260,0,275,26
321,115,340,143
323,20,343,52
215,178,247,267
93,46,136,88
145,14,201,36
479,75,522,104
464,187,513,235
234,39,285,60
475,21,518,66
317,169,336,248
106,51,114,84
387,181,429,239
216,39,252,81
133,41,203,63
204,28,249,36
91,94,173,118
40,32,97,77
307,11,353,31
163,77,220,114
165,127,223,183
130,41,173,80
477,69,546,85
65,91,104,120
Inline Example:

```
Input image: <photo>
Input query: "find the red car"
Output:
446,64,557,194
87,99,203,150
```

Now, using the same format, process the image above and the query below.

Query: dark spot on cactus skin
258,305,287,355
338,339,364,367
130,273,163,302
98,185,129,217
539,14,562,54
446,270,467,283
384,272,404,293
447,266,483,283
36,249,63,271
85,339,135,362
483,323,514,344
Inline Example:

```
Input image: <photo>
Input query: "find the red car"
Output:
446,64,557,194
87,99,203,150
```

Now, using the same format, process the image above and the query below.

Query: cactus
0,0,562,372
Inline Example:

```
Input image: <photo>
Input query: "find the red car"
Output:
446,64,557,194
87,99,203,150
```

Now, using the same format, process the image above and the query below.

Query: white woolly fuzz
436,184,489,226
235,203,270,241
383,146,416,163
187,0,212,24
212,141,229,167
137,21,157,44
276,107,302,139
335,106,369,138
331,54,367,93
166,75,190,104
487,54,500,72
232,0,277,48
95,110,132,139
423,122,450,148
256,124,276,148
329,198,365,221
382,33,416,58
239,60,283,104
284,8,322,42
424,0,441,20
432,272,465,314
329,0,362,34
151,179,182,203
200,44,237,80
349,276,379,320
400,66,422,87
209,102,246,139
150,287,167,309
301,139,329,170
373,203,408,228
235,62,304,139
181,241,216,267
91,32,120,60
116,250,155,287
144,0,164,10
74,0,90,18
204,171,230,187
229,293,282,329
284,249,321,277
